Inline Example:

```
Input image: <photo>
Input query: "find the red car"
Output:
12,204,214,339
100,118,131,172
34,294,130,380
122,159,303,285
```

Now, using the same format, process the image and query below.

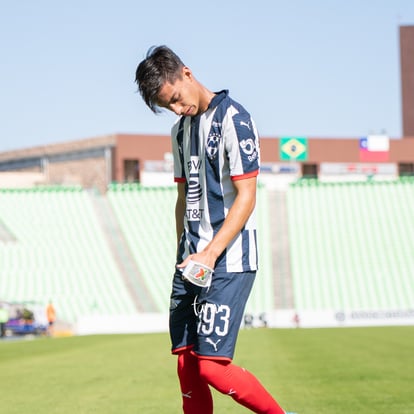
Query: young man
135,46,287,414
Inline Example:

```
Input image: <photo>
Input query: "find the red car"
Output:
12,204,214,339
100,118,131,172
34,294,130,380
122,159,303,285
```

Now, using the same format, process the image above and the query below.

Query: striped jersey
172,90,260,272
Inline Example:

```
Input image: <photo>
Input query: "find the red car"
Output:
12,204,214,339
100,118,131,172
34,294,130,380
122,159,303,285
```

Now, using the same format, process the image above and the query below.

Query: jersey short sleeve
225,106,260,181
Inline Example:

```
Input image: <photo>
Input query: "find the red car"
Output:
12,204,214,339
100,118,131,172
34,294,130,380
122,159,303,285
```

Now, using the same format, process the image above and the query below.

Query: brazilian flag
280,137,308,161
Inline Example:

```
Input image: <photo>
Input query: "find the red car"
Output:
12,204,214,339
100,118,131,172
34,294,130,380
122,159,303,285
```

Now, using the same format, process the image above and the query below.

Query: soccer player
135,46,287,414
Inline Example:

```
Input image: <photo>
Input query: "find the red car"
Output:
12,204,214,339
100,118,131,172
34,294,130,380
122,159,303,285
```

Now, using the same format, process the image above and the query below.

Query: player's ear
182,66,193,81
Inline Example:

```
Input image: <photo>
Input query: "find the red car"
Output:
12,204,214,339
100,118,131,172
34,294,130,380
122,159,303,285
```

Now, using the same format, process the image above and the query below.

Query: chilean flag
359,135,389,162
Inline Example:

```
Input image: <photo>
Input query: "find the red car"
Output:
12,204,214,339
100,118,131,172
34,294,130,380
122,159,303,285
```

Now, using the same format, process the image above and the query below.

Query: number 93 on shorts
170,270,256,361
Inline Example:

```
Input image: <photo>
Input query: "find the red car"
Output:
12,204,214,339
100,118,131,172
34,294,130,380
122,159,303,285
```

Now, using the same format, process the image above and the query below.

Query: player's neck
198,83,215,114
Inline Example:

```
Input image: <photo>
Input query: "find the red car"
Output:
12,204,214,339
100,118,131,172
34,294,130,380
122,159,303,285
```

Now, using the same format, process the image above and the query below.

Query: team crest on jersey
206,132,221,159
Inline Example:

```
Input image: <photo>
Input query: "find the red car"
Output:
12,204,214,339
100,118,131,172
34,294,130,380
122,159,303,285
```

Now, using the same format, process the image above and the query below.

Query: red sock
177,351,213,414
198,358,285,414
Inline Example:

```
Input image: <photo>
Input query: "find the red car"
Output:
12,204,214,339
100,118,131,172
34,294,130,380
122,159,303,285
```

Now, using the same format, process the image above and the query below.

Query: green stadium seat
0,188,136,324
287,180,414,312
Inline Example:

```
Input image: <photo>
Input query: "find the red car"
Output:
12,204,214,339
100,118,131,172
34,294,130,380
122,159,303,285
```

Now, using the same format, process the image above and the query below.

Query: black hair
135,45,185,113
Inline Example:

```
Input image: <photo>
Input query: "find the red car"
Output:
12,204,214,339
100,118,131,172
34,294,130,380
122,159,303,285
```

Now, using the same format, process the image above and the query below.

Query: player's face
157,67,201,116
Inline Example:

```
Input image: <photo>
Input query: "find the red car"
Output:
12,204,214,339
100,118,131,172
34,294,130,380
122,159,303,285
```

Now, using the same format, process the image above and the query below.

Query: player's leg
177,350,213,414
194,271,285,413
198,358,284,414
170,271,213,413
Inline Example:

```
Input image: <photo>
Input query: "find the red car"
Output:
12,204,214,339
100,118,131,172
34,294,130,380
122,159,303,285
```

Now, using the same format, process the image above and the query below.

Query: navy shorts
169,270,256,361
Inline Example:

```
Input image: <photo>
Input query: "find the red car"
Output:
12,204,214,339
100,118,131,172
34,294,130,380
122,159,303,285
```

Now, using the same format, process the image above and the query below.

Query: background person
46,300,56,336
0,304,9,338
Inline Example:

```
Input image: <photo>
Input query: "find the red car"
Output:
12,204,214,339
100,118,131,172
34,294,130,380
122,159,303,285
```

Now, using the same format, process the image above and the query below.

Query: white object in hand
182,260,213,287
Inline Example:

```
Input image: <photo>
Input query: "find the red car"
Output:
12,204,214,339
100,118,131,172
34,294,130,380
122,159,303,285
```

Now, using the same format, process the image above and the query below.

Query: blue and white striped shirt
172,90,260,272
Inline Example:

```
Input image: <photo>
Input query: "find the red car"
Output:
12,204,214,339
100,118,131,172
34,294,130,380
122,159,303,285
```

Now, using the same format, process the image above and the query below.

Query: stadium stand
3,178,412,331
287,178,414,312
107,184,178,312
0,187,137,324
0,184,275,327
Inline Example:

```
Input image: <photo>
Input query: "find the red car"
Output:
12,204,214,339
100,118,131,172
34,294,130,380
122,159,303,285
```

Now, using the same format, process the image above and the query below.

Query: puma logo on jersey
240,120,251,130
205,338,221,352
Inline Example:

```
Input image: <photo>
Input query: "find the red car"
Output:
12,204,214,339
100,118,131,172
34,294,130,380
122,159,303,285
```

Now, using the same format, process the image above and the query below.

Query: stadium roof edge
0,134,118,161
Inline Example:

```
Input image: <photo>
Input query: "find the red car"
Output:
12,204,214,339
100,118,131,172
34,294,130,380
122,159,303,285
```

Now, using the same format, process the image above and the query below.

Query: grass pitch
0,326,413,413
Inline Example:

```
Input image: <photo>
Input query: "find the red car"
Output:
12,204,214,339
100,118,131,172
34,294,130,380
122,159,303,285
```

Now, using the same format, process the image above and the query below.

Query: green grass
0,326,413,413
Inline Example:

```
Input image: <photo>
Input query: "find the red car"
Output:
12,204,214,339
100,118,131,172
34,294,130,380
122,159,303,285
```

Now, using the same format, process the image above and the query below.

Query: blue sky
0,0,413,152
